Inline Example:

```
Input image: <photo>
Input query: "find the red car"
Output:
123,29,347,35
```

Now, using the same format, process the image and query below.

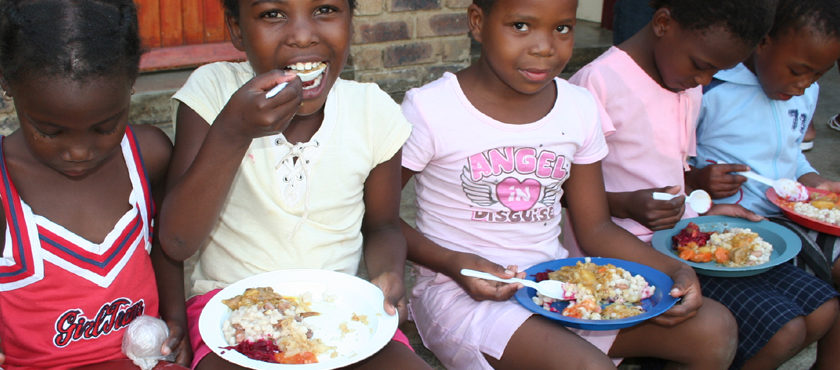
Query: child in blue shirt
686,0,840,368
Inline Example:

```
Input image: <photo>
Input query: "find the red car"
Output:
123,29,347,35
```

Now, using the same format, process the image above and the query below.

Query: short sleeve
364,85,412,166
569,87,609,165
171,62,250,128
400,89,436,172
569,67,616,137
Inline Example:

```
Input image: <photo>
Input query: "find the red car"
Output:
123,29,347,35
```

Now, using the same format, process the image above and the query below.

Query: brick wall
348,0,472,101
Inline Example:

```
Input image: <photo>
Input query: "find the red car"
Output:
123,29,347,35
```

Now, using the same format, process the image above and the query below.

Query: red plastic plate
766,187,840,236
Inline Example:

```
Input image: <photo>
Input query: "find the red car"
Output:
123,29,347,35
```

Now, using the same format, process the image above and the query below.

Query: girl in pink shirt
400,0,744,368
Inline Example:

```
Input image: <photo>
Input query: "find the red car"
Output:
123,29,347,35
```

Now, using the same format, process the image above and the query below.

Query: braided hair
0,0,141,85
222,0,357,20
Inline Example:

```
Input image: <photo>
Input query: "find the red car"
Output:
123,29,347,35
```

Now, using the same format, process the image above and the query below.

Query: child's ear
755,34,772,55
650,7,673,38
225,12,246,52
467,4,485,44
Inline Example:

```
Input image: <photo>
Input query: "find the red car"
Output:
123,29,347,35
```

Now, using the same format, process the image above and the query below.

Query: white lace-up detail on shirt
274,136,320,236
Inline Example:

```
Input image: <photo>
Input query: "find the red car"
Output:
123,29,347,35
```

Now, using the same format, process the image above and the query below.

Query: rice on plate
531,258,655,320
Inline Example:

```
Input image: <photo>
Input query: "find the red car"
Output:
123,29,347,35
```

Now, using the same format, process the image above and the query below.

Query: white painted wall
578,0,604,23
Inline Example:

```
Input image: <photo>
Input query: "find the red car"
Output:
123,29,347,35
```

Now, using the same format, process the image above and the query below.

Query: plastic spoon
264,67,325,99
460,268,576,300
652,189,712,213
738,171,808,201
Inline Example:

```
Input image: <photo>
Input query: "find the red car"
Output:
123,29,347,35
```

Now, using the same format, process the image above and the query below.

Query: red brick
357,21,410,43
384,42,433,67
391,0,440,12
418,13,468,37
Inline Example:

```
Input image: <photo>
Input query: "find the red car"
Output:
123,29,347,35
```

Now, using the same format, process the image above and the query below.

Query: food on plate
531,258,655,320
781,191,840,227
672,222,772,267
221,287,332,364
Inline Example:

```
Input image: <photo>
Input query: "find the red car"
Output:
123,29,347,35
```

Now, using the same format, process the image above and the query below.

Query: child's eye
261,10,285,20
557,25,572,34
513,23,529,31
95,124,119,135
789,68,805,77
34,127,60,138
314,6,337,15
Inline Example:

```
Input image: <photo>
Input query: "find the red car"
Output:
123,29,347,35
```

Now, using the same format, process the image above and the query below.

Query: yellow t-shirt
171,62,411,297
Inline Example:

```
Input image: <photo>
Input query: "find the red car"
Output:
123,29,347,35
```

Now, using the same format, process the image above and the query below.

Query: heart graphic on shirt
496,177,541,212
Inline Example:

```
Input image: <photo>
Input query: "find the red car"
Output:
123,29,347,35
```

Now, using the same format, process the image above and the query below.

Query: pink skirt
409,271,620,369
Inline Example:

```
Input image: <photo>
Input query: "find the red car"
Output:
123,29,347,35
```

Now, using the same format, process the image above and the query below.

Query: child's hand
705,203,764,221
452,253,525,301
651,264,702,326
214,69,302,142
686,164,749,199
370,271,407,323
161,319,191,366
622,186,685,231
814,179,840,193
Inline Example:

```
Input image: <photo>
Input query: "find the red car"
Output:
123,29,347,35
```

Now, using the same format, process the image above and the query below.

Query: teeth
286,62,327,82
287,62,326,72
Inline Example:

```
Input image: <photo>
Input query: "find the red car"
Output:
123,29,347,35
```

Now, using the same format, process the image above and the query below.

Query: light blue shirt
691,63,818,216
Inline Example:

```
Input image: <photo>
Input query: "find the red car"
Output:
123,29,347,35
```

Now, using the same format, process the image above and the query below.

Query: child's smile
229,0,352,116
473,0,577,95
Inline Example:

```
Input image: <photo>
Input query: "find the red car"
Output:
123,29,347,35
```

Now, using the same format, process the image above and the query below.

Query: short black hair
650,0,778,46
769,0,840,40
473,0,494,14
223,0,357,20
0,0,141,85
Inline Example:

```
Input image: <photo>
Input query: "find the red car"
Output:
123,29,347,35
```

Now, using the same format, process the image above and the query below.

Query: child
570,0,840,368
157,0,431,368
686,0,840,368
0,0,189,368
401,0,741,368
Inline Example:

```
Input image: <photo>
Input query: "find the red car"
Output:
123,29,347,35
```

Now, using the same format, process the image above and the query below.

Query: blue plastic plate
514,257,679,330
651,215,801,277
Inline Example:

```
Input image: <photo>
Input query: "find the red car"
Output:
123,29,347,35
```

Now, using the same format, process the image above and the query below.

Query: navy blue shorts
699,262,838,369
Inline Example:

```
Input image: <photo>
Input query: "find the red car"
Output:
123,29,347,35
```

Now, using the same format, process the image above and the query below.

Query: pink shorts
410,272,620,369
186,289,413,369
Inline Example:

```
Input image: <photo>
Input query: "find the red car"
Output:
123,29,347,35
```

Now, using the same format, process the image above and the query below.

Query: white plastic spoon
738,171,808,201
264,67,326,99
460,268,576,300
652,189,712,213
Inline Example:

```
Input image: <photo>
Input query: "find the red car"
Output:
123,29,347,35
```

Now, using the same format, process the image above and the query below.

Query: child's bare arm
564,161,702,326
605,186,685,231
684,163,749,198
799,172,840,192
159,71,301,261
362,151,407,320
133,125,190,365
401,168,524,302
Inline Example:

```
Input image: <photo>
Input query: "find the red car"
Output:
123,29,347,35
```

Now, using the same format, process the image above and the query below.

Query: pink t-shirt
568,46,701,243
402,72,608,271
